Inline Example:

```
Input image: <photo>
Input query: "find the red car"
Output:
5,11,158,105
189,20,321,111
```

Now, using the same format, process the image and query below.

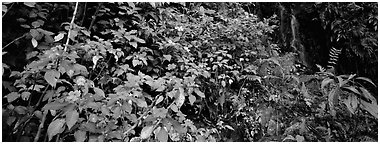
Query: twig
80,2,87,26
64,2,79,52
89,3,102,31
2,2,15,18
3,34,26,49
34,110,48,142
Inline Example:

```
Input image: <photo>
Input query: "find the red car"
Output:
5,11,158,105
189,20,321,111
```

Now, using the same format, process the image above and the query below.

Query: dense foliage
2,2,377,142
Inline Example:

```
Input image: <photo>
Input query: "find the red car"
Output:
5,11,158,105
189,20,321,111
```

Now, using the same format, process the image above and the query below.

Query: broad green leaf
93,87,105,100
66,109,79,130
156,127,168,142
134,37,146,43
140,125,154,139
135,98,148,108
31,38,38,47
321,78,334,89
14,106,27,114
2,5,7,12
360,100,378,119
54,33,65,42
132,59,140,67
163,55,172,61
42,101,69,110
74,130,86,142
47,118,65,141
170,104,179,112
6,92,20,103
328,88,338,111
356,77,376,87
44,70,60,87
42,90,55,102
343,94,358,114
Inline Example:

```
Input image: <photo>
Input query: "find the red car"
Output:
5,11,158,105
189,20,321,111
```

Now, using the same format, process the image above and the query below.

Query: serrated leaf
74,130,86,142
47,119,65,141
31,38,38,47
156,127,168,142
44,70,60,87
140,125,154,139
54,33,65,42
66,109,79,130
6,92,20,103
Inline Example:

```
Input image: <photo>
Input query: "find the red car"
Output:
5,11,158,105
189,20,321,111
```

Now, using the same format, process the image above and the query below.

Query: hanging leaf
6,92,20,103
175,87,185,108
54,33,65,42
44,70,60,87
31,38,38,47
341,86,361,95
47,118,66,141
358,87,377,103
66,109,79,130
140,125,154,139
356,77,376,87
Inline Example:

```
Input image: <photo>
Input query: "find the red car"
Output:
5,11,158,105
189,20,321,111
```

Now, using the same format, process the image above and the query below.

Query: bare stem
2,2,15,18
34,110,48,142
64,2,79,52
3,34,26,49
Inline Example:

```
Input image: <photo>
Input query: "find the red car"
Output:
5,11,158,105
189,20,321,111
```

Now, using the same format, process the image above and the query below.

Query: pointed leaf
140,125,154,139
42,101,69,110
156,127,168,142
194,88,205,98
130,42,138,48
356,77,376,87
358,87,377,103
341,86,361,95
31,38,38,47
44,70,60,87
23,2,36,7
66,109,79,130
155,95,164,105
47,118,65,141
6,92,20,103
54,33,65,42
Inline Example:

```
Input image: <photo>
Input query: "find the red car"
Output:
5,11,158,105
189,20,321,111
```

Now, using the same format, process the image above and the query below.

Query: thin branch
2,2,15,18
64,2,79,52
3,34,26,49
89,3,103,31
80,2,87,26
34,110,48,142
